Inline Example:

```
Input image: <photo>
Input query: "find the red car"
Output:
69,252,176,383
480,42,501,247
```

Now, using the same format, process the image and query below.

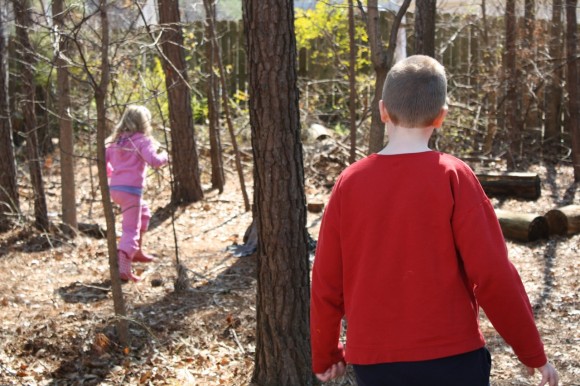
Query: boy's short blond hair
382,55,447,128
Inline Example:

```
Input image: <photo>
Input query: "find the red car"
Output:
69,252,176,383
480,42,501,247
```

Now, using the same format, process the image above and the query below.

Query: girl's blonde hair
109,105,153,142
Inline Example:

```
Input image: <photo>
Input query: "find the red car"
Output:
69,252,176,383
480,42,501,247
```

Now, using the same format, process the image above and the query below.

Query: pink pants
110,190,151,258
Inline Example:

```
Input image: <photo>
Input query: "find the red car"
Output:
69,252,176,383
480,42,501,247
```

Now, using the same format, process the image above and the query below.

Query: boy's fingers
315,372,329,382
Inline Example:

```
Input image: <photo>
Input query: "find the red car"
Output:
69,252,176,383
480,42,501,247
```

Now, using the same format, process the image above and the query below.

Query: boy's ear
431,106,448,128
379,100,390,123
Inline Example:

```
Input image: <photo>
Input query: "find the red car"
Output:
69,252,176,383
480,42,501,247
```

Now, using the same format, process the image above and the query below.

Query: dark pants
352,347,492,386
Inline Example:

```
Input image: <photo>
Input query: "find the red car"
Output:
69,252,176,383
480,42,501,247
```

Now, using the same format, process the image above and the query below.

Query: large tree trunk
13,0,49,230
243,1,312,384
414,0,436,57
157,0,204,204
0,2,18,230
367,0,411,154
93,0,128,345
504,0,521,169
53,0,78,232
544,0,564,143
566,0,580,181
204,0,225,193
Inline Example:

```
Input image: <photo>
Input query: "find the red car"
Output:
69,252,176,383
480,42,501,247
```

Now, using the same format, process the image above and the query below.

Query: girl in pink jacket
106,105,168,282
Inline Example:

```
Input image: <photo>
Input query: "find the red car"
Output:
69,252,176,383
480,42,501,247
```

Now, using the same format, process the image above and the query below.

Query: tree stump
494,209,549,242
544,205,580,236
476,172,541,200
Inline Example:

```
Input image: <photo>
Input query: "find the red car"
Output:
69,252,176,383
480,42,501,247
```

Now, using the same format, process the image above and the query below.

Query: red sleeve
452,178,547,368
310,178,346,373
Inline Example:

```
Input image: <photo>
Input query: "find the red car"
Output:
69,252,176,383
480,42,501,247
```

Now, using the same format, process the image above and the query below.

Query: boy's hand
526,363,559,386
315,361,346,382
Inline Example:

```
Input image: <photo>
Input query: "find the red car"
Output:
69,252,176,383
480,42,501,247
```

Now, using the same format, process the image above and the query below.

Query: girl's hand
315,361,346,382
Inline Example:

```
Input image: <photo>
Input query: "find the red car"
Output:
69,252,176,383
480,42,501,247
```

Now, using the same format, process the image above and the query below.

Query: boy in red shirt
310,55,558,385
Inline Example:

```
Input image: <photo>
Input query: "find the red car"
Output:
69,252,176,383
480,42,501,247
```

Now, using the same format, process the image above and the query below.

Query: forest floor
0,138,579,386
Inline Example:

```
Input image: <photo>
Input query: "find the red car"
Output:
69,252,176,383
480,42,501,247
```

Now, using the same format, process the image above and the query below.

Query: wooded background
0,1,578,385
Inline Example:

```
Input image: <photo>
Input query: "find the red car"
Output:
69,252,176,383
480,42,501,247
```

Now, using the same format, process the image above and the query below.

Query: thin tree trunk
204,0,225,193
53,0,78,232
414,0,436,57
243,1,312,384
367,0,412,154
204,0,250,211
157,0,204,205
93,0,128,345
348,0,357,164
504,0,520,169
544,0,564,143
13,0,49,230
0,1,18,230
566,0,580,181
481,0,498,154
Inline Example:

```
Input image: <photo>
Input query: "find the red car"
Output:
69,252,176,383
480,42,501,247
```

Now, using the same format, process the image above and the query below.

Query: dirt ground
0,142,578,385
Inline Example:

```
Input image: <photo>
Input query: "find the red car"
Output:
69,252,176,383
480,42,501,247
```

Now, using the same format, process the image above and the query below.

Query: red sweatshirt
310,151,547,373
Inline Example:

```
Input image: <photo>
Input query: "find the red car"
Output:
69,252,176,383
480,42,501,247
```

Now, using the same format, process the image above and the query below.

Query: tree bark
504,0,521,168
545,205,580,236
243,1,312,384
204,0,225,193
476,172,541,200
414,0,436,57
367,0,412,154
204,0,250,211
157,0,204,204
566,0,580,181
0,1,18,230
93,0,128,346
495,209,549,242
13,0,49,230
347,0,357,164
53,0,78,232
481,0,498,154
544,0,564,143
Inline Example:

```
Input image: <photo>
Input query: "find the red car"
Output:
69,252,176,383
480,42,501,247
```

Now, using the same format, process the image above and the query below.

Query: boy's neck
378,123,435,155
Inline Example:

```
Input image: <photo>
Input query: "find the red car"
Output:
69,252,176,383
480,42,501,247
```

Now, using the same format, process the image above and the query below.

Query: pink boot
118,250,141,282
133,232,156,263
133,249,155,263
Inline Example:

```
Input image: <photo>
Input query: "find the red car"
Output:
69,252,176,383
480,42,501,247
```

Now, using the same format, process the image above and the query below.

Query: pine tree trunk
13,0,49,230
204,0,225,193
414,0,436,57
243,1,312,384
53,0,78,232
504,0,520,169
347,0,357,164
157,0,204,204
566,0,580,181
544,0,564,143
0,2,18,230
367,0,411,154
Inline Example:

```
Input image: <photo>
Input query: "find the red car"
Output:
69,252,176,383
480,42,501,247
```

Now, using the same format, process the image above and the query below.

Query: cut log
476,172,541,200
494,209,549,242
544,205,580,236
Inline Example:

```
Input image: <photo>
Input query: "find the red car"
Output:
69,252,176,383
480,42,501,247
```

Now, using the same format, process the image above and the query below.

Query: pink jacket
106,133,168,189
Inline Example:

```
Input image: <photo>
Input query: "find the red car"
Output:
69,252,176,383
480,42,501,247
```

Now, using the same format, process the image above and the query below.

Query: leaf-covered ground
0,142,578,385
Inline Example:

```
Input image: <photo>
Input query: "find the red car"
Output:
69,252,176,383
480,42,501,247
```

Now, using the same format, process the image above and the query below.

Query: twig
230,328,245,354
